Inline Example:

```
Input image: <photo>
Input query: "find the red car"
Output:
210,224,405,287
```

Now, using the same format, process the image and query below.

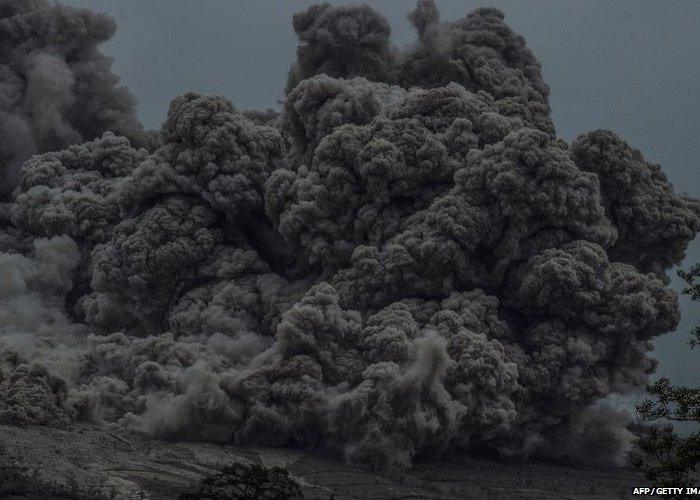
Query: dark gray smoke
285,1,554,135
0,0,151,201
285,3,396,93
399,4,554,135
1,0,698,471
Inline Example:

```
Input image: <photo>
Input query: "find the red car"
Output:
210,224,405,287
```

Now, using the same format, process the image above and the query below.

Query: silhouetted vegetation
631,264,700,493
180,462,303,500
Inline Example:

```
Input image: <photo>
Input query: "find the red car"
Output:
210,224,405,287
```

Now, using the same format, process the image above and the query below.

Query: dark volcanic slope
0,424,653,499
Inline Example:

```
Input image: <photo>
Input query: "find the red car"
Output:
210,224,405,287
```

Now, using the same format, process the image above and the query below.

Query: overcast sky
64,0,700,390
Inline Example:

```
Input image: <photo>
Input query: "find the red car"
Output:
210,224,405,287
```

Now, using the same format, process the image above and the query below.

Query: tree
631,264,700,491
180,462,303,500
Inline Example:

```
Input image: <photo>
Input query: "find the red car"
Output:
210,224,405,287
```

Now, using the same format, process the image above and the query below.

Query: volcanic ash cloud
0,0,152,201
0,0,698,471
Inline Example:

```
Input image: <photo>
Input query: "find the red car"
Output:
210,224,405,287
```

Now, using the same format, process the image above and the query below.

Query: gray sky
64,0,699,389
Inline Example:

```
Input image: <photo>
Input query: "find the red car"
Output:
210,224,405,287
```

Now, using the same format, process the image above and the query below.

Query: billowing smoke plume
0,0,151,201
286,1,554,135
1,0,699,471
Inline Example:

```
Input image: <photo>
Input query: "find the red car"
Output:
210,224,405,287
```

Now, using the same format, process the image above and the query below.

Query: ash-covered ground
0,423,656,499
0,0,698,496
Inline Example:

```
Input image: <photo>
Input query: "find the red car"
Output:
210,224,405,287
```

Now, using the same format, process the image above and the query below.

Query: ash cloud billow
0,0,151,202
0,0,698,471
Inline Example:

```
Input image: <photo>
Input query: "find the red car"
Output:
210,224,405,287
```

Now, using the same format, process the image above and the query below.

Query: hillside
0,423,654,499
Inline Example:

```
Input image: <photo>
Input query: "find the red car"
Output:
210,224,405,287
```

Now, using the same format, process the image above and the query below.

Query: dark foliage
180,463,303,500
631,264,700,493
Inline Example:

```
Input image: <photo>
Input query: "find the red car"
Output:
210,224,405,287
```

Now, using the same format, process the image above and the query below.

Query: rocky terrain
0,423,655,499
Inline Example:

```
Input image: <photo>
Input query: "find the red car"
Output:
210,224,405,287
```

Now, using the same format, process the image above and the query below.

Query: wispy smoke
0,0,698,471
